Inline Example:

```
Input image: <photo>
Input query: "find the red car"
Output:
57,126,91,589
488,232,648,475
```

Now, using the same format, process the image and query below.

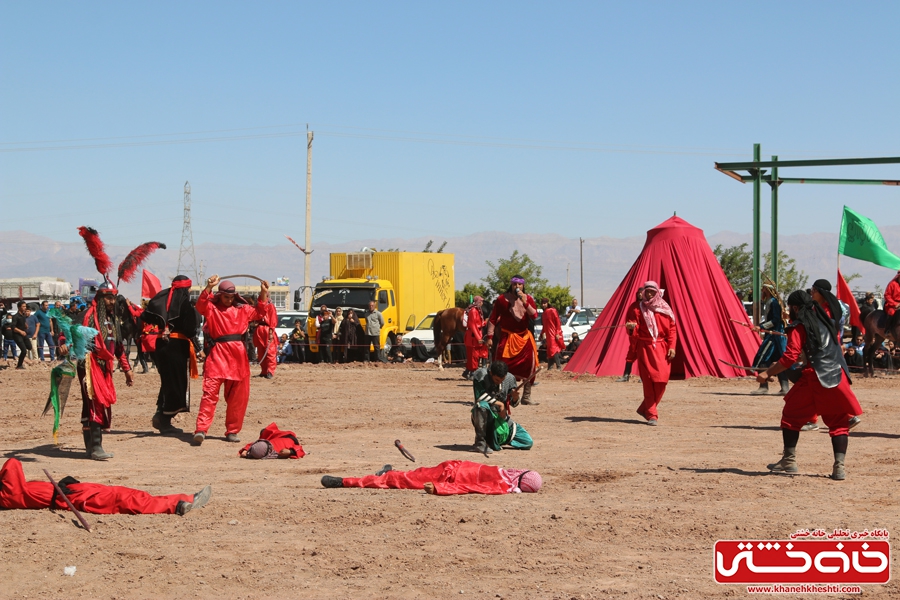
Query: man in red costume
463,296,488,379
538,297,564,370
238,422,305,459
757,291,864,480
625,281,676,425
885,271,900,331
76,281,134,460
252,298,278,379
320,460,542,495
192,275,270,446
486,275,539,405
0,458,211,515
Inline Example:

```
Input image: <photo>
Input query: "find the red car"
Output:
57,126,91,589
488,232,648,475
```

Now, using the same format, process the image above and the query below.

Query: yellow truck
307,251,454,359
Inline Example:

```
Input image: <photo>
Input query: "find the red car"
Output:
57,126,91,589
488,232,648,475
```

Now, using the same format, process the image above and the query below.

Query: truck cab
307,278,398,356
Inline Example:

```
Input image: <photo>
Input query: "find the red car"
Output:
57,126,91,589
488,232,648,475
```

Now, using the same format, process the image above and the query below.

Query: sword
43,469,91,532
730,318,786,337
220,274,267,284
718,358,768,372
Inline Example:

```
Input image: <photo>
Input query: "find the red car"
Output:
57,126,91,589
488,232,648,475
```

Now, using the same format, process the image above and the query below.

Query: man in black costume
142,276,199,434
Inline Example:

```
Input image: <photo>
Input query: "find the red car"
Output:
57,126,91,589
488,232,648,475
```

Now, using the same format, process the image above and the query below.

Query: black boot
82,427,92,458
152,412,182,435
89,423,114,461
321,476,344,488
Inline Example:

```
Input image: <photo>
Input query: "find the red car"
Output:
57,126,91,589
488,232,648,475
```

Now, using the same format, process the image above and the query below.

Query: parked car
274,311,308,341
534,308,596,343
400,313,436,351
742,302,754,326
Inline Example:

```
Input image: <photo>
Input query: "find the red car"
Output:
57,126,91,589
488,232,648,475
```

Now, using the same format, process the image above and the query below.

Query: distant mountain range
2,225,898,306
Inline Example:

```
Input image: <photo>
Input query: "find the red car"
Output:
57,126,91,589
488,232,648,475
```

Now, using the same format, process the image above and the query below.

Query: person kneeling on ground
470,361,533,455
320,460,542,495
0,458,211,516
238,422,306,459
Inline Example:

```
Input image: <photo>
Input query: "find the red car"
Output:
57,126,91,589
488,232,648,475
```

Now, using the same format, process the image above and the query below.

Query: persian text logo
714,540,890,585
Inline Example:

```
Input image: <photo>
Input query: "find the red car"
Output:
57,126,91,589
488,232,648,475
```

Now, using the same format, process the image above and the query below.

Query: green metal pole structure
770,156,779,286
752,144,761,326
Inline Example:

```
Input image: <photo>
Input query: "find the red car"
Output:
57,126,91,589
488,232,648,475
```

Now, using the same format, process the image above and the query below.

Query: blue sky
2,1,899,249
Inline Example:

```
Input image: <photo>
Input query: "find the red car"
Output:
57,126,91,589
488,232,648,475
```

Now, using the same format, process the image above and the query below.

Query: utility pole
566,263,570,288
177,181,199,283
579,238,584,306
304,128,313,310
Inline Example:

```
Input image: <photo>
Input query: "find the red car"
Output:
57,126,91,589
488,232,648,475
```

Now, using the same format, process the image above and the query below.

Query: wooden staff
43,469,91,532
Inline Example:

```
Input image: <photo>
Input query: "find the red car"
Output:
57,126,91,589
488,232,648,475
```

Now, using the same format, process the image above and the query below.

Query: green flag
838,206,900,270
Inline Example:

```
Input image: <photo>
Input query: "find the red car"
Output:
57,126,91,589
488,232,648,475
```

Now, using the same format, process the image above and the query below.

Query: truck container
307,251,455,357
0,277,72,307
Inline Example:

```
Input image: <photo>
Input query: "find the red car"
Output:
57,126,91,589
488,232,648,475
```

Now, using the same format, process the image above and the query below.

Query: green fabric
474,400,532,451
838,206,900,269
508,422,533,450
47,360,76,444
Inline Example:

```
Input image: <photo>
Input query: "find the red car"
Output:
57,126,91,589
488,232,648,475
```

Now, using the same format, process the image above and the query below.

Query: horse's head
115,295,138,339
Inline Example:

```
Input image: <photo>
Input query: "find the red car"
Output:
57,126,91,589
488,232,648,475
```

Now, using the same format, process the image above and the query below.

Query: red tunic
464,306,488,369
0,458,190,515
239,422,305,458
885,278,900,316
625,302,676,383
341,460,513,495
196,291,270,381
488,293,539,380
252,302,279,375
776,325,863,436
540,307,564,358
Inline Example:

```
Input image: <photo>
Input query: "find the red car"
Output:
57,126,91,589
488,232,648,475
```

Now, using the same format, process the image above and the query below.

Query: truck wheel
384,333,396,357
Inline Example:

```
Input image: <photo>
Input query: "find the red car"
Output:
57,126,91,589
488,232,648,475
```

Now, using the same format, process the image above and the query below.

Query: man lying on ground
319,460,542,495
0,458,211,515
238,422,305,459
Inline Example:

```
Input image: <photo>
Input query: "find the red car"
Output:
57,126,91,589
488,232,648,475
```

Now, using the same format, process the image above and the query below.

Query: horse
431,307,466,371
115,295,143,371
861,308,899,377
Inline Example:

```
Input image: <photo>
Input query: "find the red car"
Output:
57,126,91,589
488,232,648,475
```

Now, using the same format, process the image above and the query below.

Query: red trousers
254,338,278,377
637,379,667,421
465,343,488,371
195,376,250,435
0,458,190,514
342,460,510,495
781,369,863,437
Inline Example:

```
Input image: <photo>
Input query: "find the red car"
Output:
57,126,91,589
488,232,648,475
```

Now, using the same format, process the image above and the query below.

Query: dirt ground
1,358,899,599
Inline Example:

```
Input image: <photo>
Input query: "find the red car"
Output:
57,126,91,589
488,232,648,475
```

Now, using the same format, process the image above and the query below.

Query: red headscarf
640,281,674,341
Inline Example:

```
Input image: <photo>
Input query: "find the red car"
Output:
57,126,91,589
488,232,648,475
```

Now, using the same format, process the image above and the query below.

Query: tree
763,251,808,296
713,243,753,298
713,243,809,299
422,240,447,253
842,272,862,285
455,282,490,308
539,284,574,312
482,250,549,298
479,250,573,309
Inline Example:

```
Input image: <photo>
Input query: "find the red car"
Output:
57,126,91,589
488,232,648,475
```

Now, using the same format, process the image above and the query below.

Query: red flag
142,269,162,299
836,269,864,334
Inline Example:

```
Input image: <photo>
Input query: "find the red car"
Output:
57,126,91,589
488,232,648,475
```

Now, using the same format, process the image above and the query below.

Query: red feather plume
117,242,167,284
78,226,113,276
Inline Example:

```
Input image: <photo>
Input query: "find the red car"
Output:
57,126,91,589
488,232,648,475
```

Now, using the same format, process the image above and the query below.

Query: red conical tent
565,216,760,379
